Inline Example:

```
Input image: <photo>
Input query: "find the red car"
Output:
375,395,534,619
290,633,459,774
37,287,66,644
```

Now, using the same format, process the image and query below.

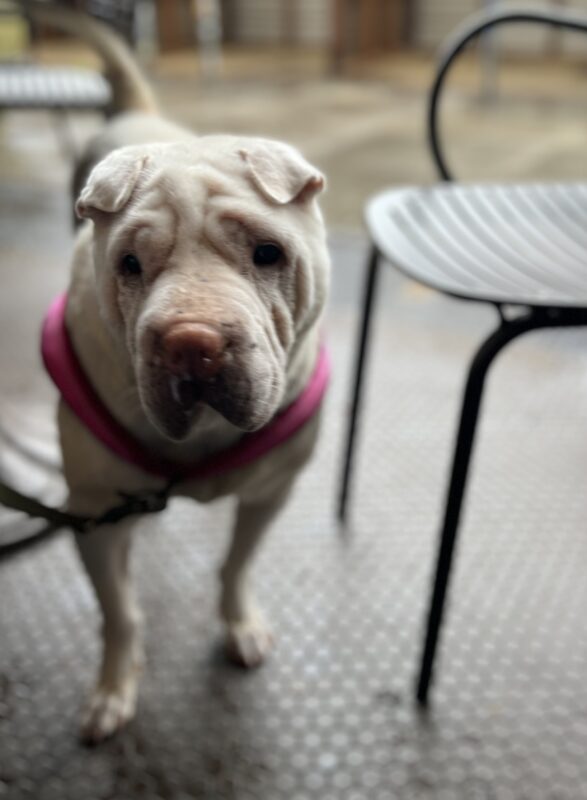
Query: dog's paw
80,685,137,744
225,617,274,668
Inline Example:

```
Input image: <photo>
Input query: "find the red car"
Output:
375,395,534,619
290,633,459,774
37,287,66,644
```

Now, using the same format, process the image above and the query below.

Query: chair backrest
427,7,587,182
21,0,138,47
83,0,136,44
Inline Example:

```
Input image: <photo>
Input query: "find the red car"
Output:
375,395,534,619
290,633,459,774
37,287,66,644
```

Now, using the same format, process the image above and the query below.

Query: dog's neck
65,232,319,465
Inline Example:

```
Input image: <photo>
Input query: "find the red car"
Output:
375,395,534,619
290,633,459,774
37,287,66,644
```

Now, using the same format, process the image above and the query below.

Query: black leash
0,478,173,559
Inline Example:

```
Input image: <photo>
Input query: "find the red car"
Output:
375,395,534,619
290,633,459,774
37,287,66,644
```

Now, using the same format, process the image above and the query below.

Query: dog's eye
253,243,283,267
119,253,142,278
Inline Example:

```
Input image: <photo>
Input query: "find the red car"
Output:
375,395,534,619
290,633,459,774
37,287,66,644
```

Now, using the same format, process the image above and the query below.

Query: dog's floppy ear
239,141,325,205
75,147,149,220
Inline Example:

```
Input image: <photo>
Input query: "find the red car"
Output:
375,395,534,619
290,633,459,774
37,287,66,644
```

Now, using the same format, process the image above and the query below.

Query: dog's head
76,137,329,441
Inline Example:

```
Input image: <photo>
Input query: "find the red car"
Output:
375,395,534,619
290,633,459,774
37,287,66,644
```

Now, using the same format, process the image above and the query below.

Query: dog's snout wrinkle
162,322,226,381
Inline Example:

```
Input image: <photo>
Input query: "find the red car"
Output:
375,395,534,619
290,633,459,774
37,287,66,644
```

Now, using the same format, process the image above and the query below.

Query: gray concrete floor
2,48,587,799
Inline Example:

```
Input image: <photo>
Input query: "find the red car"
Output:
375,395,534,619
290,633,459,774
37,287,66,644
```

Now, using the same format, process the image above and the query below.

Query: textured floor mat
2,285,587,798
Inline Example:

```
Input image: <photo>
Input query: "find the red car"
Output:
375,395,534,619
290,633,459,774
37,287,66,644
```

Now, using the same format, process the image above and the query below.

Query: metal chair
0,1,139,156
338,7,587,706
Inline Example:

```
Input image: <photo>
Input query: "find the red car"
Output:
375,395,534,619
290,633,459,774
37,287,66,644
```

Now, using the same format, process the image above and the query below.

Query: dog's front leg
74,518,143,743
220,484,292,668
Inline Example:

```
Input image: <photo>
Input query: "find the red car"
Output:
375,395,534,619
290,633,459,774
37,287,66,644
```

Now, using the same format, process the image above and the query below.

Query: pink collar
41,293,330,482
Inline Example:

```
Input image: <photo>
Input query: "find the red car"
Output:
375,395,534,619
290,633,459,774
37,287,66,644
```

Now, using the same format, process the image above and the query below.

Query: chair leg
416,315,537,705
338,245,381,523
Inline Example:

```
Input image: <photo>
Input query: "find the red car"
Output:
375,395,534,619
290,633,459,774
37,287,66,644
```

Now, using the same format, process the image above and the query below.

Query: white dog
30,3,330,743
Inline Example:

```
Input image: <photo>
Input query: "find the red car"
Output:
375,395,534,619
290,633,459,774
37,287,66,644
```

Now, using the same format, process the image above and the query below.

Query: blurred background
2,0,587,224
1,2,587,799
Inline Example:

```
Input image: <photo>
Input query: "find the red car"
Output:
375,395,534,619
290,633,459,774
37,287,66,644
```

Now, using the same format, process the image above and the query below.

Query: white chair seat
0,64,110,110
367,183,587,307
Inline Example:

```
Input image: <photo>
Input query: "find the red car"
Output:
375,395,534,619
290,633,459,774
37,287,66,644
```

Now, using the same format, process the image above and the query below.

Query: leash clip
118,488,170,515
119,491,168,514
87,484,174,531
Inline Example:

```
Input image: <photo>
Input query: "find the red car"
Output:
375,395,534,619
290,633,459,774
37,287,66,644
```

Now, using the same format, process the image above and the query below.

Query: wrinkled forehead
135,142,256,211
125,140,321,241
78,134,325,237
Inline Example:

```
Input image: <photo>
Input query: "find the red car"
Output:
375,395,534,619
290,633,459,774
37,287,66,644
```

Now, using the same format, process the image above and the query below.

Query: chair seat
367,183,587,307
0,64,111,110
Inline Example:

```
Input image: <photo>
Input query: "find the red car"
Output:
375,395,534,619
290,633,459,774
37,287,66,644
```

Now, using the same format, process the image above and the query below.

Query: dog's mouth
170,374,204,412
139,362,280,441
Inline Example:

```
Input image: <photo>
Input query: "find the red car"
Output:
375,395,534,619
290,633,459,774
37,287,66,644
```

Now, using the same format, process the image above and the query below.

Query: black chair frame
338,7,587,706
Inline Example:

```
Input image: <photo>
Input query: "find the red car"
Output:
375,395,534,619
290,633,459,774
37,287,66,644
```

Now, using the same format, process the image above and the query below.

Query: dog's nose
161,323,226,380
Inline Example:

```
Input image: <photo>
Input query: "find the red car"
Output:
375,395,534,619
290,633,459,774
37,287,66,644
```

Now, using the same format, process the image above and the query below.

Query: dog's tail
19,0,157,114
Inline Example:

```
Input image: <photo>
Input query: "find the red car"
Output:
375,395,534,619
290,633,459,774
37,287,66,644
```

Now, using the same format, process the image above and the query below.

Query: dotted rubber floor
2,232,587,798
